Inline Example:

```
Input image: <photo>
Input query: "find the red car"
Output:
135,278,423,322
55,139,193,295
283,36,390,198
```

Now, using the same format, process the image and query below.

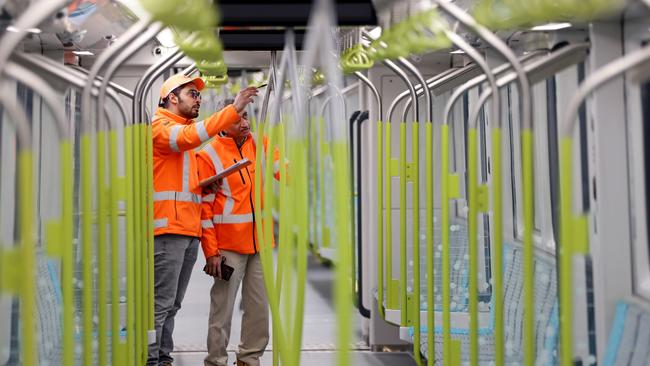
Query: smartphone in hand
204,257,234,281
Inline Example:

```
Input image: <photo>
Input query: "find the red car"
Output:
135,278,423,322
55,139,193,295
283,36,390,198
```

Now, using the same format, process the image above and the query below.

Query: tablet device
199,157,252,188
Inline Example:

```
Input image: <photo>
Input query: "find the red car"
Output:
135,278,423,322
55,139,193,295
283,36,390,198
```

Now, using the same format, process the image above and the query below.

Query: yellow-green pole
319,118,328,250
412,123,422,366
440,125,451,364
60,141,75,366
491,128,504,366
147,124,155,335
133,124,143,361
522,130,535,366
385,122,395,309
333,141,353,366
109,129,126,365
425,123,434,366
291,137,309,366
468,128,479,366
376,120,385,319
97,131,109,366
399,122,407,324
559,138,574,366
81,135,94,366
19,150,36,366
125,125,136,366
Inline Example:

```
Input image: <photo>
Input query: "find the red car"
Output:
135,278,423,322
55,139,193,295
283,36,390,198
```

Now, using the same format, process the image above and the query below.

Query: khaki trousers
204,250,269,366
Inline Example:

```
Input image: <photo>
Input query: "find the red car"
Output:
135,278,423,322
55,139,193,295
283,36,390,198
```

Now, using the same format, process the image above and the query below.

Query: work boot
234,360,248,366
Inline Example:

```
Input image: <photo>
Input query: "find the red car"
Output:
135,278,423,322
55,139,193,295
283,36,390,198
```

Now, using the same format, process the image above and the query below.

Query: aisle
171,253,415,365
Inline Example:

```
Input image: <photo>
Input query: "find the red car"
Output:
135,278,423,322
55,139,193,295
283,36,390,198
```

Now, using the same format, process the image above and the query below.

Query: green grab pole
522,129,535,366
468,129,479,366
411,123,422,366
376,120,385,319
146,124,155,333
81,135,94,366
559,137,574,366
385,122,394,310
291,138,309,366
440,125,451,364
399,122,407,325
60,141,75,366
425,123,434,366
311,118,318,251
124,125,136,366
140,123,149,361
277,123,292,348
332,141,353,366
319,118,327,250
109,130,125,365
133,124,143,361
491,128,504,366
97,131,109,366
260,123,289,366
18,150,36,366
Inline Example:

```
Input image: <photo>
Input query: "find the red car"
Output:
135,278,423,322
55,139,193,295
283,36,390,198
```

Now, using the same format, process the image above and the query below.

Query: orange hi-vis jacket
152,105,240,238
197,134,278,258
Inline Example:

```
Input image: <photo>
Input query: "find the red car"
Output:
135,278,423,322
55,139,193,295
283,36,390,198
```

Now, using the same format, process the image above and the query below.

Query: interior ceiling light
530,22,572,31
450,49,465,54
6,26,42,34
73,50,94,56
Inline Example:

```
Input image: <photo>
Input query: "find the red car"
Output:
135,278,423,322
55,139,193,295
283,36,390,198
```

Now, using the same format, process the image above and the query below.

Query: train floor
171,252,416,365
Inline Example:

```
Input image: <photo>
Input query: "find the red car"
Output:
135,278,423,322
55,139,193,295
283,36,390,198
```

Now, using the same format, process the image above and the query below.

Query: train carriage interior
1,0,650,365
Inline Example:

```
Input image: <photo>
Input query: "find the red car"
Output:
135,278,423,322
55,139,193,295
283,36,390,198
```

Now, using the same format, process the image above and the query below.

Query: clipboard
199,157,252,188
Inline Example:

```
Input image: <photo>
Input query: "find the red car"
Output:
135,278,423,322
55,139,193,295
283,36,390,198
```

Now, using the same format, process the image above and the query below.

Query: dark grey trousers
147,234,198,365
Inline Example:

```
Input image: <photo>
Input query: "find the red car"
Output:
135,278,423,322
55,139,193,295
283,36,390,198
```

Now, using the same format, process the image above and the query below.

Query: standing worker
198,98,277,366
149,74,258,366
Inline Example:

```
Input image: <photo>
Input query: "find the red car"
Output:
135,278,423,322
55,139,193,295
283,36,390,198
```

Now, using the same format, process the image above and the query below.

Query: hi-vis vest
197,134,278,258
152,105,240,238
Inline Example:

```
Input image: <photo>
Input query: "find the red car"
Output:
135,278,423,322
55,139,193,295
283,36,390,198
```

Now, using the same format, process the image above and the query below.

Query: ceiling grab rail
558,41,650,366
133,48,183,124
70,65,135,99
4,62,73,366
79,17,154,366
433,3,535,365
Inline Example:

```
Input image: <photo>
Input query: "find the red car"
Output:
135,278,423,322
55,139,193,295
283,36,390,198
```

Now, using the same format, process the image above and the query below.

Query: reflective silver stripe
195,120,209,143
201,219,214,229
202,193,215,202
154,218,168,229
169,125,182,152
153,191,201,204
204,144,234,215
212,213,254,224
182,151,190,192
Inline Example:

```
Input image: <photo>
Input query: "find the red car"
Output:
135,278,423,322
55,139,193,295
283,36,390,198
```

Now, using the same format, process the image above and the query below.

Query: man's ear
169,92,179,105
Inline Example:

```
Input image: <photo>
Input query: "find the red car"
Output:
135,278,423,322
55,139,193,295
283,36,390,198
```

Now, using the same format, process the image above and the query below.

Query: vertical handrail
95,22,163,366
0,79,34,366
397,56,430,366
380,57,416,329
352,71,385,319
79,17,153,366
5,62,72,366
558,43,650,366
434,3,535,364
